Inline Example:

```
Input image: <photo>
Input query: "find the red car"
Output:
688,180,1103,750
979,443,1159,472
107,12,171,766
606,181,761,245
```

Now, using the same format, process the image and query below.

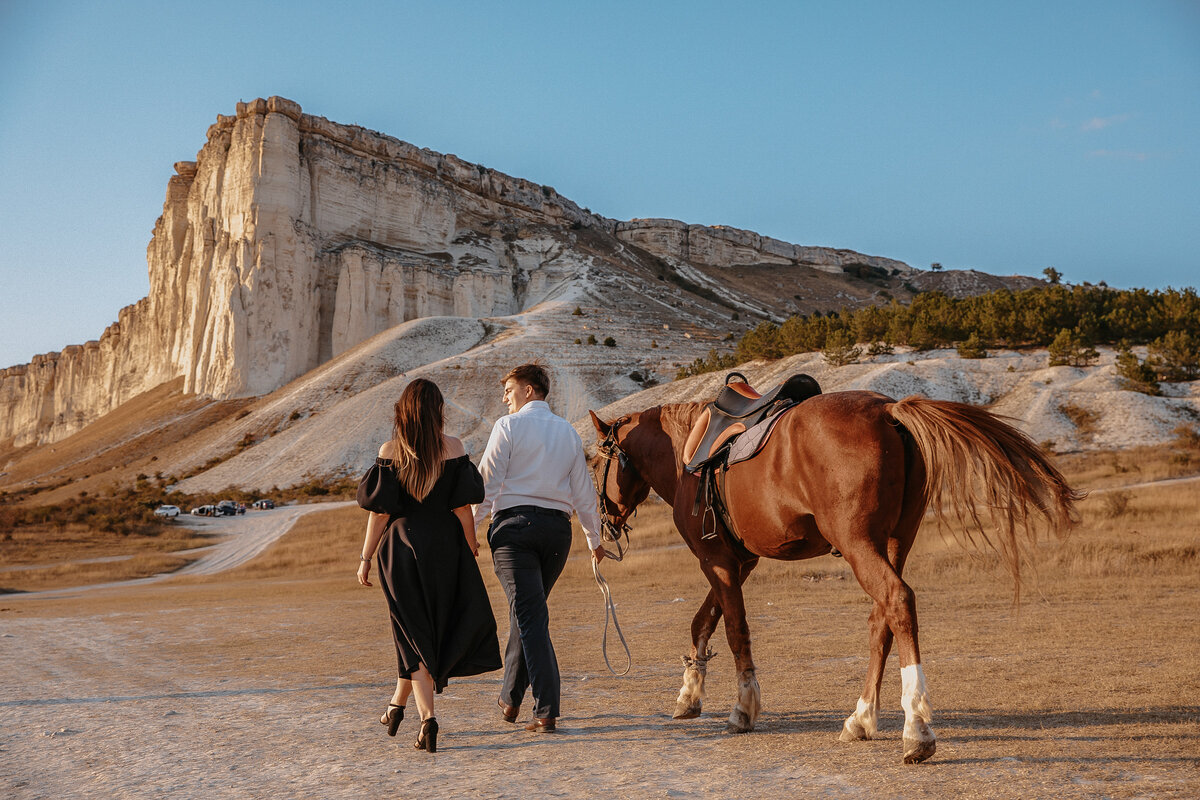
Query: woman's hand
470,539,480,557
357,558,372,587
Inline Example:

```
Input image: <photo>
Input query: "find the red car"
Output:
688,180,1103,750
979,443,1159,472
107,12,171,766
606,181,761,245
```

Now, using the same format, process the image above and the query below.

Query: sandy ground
2,499,1198,799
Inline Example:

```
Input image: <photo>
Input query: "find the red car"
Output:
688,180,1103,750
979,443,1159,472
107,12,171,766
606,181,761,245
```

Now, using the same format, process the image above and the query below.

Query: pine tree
1116,345,1161,396
1047,328,1099,367
956,332,988,359
822,330,862,367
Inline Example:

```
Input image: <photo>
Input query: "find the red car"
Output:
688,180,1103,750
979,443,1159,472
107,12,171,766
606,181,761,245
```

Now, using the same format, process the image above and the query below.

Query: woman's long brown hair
390,379,446,501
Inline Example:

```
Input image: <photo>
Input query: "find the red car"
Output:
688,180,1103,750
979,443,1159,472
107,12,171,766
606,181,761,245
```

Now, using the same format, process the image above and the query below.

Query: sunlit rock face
614,218,911,275
0,96,911,448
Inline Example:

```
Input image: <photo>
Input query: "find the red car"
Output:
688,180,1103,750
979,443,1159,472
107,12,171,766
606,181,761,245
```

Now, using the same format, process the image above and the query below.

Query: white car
154,504,181,518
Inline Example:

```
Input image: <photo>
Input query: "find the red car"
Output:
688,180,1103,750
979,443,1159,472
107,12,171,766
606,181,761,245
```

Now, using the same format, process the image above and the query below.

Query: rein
592,557,631,675
590,419,636,675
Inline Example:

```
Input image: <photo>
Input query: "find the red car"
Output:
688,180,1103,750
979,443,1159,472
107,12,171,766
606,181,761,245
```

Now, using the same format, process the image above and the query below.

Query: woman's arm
453,505,479,557
357,511,389,586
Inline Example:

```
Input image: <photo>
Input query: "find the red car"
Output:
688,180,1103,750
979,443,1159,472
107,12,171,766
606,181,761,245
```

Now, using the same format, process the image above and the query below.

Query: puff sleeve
445,456,486,509
357,458,408,516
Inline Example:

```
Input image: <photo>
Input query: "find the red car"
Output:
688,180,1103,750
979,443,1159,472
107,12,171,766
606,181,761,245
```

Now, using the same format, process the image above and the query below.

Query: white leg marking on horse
900,664,936,763
676,663,704,706
726,670,760,733
839,696,878,741
673,644,711,719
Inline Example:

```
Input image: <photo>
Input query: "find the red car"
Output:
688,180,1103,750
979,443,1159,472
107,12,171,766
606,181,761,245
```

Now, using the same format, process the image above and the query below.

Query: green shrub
823,330,862,367
1116,345,1161,396
867,341,894,356
956,332,988,359
677,349,739,379
1148,330,1200,381
1047,328,1099,367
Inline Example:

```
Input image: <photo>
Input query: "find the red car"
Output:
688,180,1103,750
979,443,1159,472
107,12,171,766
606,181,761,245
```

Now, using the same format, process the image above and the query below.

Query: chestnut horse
589,391,1081,763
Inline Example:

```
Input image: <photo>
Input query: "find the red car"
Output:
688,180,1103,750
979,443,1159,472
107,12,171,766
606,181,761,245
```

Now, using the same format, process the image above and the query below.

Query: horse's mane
650,403,705,458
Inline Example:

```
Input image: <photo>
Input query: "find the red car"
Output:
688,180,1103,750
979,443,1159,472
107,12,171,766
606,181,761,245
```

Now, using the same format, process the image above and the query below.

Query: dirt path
173,503,357,576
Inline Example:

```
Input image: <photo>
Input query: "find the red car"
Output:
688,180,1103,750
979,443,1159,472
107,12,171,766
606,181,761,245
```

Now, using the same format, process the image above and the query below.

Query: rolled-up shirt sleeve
473,417,511,528
568,434,603,550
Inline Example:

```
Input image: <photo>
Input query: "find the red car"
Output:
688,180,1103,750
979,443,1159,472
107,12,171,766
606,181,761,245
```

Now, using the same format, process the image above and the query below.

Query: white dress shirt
473,400,603,550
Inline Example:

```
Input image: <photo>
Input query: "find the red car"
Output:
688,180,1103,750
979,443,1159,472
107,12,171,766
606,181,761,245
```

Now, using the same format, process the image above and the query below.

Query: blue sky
1,0,1197,368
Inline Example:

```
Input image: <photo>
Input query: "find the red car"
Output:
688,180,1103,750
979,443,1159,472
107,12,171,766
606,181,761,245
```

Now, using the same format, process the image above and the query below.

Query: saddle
683,372,821,473
682,372,820,546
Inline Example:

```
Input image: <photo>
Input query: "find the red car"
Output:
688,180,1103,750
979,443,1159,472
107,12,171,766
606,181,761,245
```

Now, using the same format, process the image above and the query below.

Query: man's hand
592,544,606,563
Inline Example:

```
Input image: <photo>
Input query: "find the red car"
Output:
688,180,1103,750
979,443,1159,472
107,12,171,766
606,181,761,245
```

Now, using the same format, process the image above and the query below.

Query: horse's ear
589,410,612,438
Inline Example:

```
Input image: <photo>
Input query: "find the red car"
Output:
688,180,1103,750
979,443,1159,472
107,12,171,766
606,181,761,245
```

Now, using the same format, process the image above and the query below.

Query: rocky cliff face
1,96,913,449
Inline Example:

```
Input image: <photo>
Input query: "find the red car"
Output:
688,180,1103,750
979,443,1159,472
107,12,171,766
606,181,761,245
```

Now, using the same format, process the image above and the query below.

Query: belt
493,505,570,523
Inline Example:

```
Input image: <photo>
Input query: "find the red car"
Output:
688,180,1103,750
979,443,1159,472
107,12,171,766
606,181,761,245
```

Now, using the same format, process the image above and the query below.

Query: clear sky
1,0,1197,368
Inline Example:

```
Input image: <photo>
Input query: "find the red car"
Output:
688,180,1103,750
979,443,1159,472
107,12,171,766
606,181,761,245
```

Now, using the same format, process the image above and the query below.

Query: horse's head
589,410,652,552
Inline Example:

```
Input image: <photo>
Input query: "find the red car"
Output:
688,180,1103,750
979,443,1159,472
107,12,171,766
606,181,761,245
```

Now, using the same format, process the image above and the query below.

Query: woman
357,378,501,754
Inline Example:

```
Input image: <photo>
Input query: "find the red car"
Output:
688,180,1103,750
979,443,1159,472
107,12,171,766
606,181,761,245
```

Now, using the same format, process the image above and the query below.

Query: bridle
592,417,637,561
591,416,637,675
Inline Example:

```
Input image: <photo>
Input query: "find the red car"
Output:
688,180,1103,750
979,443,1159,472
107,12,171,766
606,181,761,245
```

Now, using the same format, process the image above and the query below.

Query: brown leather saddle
684,372,821,473
683,372,821,544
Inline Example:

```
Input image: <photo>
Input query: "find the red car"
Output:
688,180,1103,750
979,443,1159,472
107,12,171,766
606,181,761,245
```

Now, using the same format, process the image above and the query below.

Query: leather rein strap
591,421,633,675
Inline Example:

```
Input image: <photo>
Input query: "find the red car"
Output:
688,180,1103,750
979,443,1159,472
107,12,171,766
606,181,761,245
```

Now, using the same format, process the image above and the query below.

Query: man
473,364,604,733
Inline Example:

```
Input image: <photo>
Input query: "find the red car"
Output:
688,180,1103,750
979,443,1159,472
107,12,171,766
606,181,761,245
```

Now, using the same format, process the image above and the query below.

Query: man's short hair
503,364,550,398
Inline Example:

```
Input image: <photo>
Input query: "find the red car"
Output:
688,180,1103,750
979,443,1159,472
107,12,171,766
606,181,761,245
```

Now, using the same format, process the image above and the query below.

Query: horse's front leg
673,589,721,719
701,557,760,733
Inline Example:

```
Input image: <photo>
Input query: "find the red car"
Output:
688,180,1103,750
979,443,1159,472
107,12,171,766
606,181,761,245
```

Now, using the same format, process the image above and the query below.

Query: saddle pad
727,404,794,466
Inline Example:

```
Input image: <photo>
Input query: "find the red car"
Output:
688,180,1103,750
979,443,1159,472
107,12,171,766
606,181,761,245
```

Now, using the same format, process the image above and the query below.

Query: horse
589,389,1082,764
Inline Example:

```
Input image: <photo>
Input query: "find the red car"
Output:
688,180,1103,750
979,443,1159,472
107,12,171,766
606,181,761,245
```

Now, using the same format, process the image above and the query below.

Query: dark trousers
489,506,572,719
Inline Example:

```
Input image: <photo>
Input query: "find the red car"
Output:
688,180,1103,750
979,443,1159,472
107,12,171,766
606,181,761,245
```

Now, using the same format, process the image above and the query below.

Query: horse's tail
886,395,1086,594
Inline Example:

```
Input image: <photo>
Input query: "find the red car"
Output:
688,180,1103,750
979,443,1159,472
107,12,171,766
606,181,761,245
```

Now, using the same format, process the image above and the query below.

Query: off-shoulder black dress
357,454,501,692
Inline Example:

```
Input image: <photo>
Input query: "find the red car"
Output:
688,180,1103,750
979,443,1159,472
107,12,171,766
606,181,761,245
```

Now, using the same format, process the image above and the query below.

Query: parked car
216,500,242,516
190,505,216,516
252,499,276,510
154,504,181,518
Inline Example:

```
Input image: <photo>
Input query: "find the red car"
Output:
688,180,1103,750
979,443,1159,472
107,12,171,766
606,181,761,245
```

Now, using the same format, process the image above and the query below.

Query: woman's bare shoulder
442,435,467,458
377,440,395,458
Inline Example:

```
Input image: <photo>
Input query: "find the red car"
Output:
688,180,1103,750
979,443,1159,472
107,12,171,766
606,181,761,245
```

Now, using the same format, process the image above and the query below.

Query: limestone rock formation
1,96,915,450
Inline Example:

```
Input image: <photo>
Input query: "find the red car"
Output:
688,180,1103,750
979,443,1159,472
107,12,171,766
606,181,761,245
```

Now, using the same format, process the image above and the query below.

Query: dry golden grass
8,443,1197,595
1055,441,1200,490
0,523,212,593
191,506,366,581
0,552,201,593
0,377,254,506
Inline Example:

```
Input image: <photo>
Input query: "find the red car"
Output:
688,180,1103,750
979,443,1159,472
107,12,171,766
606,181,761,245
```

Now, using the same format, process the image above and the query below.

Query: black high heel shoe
380,704,405,737
414,717,438,753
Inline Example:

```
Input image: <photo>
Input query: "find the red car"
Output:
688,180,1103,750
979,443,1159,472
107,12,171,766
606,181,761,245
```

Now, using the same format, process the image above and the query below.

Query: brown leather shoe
498,698,519,724
525,717,556,732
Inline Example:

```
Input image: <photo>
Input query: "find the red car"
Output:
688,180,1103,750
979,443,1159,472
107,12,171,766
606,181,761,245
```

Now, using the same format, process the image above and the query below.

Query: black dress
357,454,501,692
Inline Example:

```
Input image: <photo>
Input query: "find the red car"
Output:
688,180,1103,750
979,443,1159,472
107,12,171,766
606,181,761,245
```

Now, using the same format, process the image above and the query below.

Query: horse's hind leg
842,536,935,763
839,601,891,741
673,589,721,719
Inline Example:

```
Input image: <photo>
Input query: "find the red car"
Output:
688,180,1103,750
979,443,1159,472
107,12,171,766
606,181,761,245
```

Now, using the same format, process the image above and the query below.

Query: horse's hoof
839,716,870,742
673,703,702,719
903,737,936,764
725,710,754,733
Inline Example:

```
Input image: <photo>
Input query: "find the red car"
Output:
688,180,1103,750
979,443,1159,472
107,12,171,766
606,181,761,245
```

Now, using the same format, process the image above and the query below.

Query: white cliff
1,96,913,450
